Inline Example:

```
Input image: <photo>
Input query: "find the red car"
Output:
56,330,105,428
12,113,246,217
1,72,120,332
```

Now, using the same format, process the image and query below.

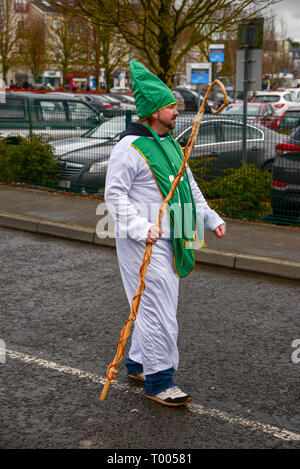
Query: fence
0,102,299,226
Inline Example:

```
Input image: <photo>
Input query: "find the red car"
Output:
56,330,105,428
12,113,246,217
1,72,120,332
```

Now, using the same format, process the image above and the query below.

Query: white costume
105,134,225,376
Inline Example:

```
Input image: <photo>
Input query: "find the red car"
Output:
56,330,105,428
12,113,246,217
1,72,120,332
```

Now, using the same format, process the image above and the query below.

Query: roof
6,91,85,101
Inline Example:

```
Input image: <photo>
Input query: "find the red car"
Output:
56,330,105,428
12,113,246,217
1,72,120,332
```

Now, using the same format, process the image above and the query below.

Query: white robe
105,134,224,376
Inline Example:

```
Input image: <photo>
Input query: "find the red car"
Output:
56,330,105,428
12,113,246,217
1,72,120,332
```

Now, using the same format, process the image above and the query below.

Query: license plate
58,180,71,188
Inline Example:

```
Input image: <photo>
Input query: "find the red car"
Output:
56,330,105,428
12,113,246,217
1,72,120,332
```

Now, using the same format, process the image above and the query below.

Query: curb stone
0,211,299,281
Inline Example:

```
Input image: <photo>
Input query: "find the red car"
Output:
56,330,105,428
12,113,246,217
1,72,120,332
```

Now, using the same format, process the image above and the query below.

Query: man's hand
146,225,162,245
214,224,226,239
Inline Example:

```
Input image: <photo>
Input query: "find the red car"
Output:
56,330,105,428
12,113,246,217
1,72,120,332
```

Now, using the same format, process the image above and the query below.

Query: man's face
157,104,179,131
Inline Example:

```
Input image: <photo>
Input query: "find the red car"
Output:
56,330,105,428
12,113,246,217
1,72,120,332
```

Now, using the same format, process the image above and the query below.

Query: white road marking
6,349,300,442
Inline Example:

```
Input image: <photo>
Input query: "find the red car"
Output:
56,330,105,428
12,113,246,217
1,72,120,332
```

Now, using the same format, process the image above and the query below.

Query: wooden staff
100,79,228,401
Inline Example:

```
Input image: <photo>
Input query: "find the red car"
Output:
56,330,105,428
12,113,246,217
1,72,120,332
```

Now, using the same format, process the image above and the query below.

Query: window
221,122,244,142
253,95,280,103
66,101,97,121
36,100,66,122
221,122,263,141
246,125,264,140
0,99,25,119
195,124,217,145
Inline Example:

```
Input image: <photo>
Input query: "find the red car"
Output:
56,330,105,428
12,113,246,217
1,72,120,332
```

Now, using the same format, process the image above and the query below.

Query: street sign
209,44,225,63
238,17,264,50
187,63,211,85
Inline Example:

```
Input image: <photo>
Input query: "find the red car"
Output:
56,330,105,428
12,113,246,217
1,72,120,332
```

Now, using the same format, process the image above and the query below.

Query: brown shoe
128,372,145,383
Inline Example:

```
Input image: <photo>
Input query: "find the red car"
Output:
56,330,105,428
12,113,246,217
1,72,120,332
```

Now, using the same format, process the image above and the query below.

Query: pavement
0,183,300,281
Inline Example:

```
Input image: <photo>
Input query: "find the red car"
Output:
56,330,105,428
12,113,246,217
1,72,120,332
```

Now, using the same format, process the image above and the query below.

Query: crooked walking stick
100,79,229,401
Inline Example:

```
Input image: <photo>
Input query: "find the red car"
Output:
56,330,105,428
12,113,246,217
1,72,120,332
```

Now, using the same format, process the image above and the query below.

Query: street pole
242,45,249,165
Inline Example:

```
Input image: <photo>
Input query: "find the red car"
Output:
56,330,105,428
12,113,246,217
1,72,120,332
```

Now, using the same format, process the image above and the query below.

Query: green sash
131,124,203,278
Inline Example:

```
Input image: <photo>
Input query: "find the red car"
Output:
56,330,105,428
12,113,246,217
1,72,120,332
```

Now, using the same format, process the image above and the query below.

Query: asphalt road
0,227,300,451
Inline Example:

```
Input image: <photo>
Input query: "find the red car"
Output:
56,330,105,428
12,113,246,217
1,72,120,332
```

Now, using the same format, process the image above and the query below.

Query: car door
31,98,69,140
31,98,101,140
217,121,266,171
176,121,219,180
211,121,245,175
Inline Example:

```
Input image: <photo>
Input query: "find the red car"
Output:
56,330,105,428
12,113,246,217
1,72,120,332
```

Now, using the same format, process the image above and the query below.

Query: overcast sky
264,0,300,42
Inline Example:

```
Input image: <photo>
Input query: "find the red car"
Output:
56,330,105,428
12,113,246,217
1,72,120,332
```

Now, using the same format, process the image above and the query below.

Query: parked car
52,115,283,192
174,87,199,111
277,105,300,134
0,91,103,140
50,92,122,114
277,88,300,102
110,86,132,94
171,90,185,112
271,126,300,219
252,90,296,116
76,93,122,118
174,116,283,176
220,102,278,129
174,87,214,111
52,115,136,191
107,93,136,111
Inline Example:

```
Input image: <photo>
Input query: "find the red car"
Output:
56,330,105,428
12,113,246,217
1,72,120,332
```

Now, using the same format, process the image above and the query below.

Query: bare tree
81,20,129,91
19,16,48,86
263,16,293,88
0,0,22,84
48,14,85,90
55,0,279,87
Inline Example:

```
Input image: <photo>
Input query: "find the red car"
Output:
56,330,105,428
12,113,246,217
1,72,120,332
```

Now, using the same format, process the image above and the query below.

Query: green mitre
130,59,176,119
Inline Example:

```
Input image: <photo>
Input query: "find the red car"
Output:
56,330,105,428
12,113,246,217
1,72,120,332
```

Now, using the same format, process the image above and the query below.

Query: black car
271,126,300,220
277,105,300,134
174,88,199,111
52,115,282,192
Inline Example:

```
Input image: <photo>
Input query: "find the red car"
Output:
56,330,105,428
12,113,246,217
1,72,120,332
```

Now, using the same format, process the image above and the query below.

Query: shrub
0,134,58,187
189,159,271,220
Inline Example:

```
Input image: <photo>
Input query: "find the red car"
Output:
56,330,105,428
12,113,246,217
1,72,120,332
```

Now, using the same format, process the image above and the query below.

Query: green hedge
0,135,58,187
189,158,271,220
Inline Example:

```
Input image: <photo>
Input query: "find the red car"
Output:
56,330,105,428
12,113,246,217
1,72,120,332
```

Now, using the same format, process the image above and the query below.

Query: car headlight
88,161,109,174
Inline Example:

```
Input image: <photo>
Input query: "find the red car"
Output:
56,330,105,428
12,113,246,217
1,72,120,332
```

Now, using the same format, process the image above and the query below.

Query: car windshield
85,118,126,139
222,105,261,116
252,95,280,103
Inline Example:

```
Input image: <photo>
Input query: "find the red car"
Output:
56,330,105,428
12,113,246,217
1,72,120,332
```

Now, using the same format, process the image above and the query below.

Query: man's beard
162,118,176,130
169,119,176,130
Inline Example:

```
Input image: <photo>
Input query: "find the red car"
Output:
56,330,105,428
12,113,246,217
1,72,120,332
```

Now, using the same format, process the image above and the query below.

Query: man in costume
105,60,226,406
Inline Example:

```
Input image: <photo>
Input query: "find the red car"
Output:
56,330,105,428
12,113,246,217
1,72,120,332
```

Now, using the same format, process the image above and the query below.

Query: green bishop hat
130,59,176,119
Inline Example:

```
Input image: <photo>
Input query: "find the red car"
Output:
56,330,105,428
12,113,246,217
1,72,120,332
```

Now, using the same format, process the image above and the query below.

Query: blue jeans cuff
145,367,175,396
126,357,143,375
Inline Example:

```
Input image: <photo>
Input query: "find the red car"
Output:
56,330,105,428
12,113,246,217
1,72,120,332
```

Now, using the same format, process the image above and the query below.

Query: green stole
131,124,203,278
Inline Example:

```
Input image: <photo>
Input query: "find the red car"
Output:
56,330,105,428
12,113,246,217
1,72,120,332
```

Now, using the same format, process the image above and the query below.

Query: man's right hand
146,225,162,245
